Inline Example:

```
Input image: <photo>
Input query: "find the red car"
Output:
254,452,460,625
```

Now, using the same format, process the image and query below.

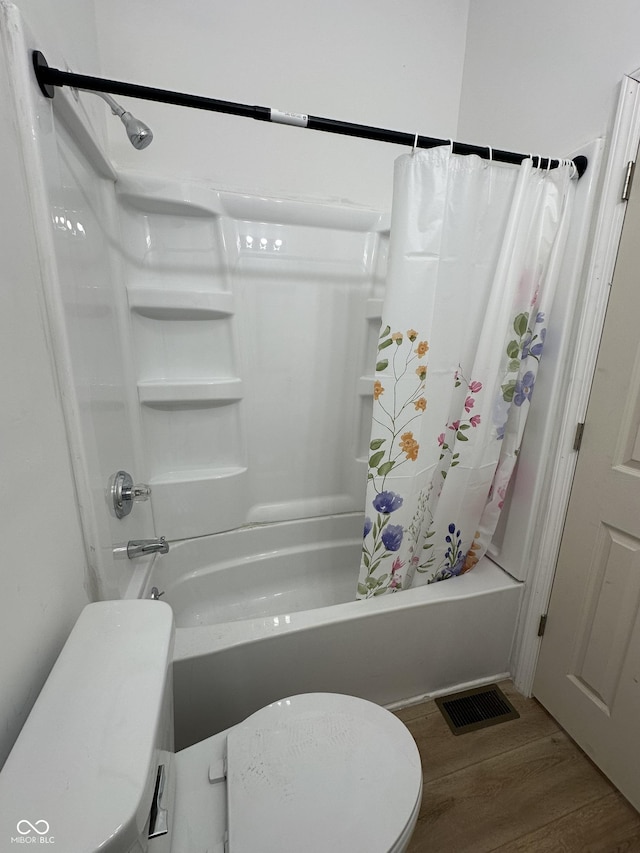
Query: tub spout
127,537,169,559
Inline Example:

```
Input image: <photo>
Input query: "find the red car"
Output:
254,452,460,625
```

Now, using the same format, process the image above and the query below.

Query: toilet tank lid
0,600,174,853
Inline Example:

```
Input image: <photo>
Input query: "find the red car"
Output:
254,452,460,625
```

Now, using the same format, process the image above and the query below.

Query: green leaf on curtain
366,576,379,589
373,588,387,596
376,359,389,371
357,583,369,596
507,340,520,358
363,553,370,567
369,450,385,468
426,529,436,538
514,312,529,337
502,380,516,402
456,431,468,441
379,325,391,338
370,438,386,450
378,338,393,352
459,423,470,430
377,460,395,476
509,359,521,372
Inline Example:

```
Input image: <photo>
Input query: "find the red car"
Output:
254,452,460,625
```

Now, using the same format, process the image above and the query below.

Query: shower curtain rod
32,51,588,178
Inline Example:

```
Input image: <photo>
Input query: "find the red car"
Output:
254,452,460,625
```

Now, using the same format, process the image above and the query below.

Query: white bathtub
140,514,523,750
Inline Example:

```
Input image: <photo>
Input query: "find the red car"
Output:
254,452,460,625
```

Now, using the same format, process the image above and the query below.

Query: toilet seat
223,693,423,852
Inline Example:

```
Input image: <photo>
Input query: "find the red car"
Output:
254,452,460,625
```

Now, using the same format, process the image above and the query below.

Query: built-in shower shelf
137,378,243,405
357,376,375,396
128,288,234,320
365,298,384,319
147,466,249,539
149,466,247,486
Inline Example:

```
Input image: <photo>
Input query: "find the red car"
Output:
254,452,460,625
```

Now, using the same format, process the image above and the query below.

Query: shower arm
32,51,588,179
90,89,126,118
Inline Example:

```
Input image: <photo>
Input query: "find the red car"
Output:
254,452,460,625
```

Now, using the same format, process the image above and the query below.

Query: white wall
11,0,99,67
94,0,470,210
458,0,640,157
0,2,93,768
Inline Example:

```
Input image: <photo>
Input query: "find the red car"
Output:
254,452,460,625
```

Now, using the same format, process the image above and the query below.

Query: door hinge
622,160,636,201
537,614,548,637
573,422,585,452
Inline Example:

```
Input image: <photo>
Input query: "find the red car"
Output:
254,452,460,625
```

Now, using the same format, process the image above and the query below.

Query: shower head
119,110,154,150
83,89,153,149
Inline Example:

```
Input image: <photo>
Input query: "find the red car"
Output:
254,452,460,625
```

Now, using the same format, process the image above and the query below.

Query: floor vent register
435,684,520,735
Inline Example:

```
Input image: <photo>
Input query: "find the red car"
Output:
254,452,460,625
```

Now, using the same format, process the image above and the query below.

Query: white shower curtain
358,146,574,598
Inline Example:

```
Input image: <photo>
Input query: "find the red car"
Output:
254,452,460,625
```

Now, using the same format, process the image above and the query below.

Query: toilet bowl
0,601,423,853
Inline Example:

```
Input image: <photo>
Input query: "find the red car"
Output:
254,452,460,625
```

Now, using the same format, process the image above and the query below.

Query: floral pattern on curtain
357,147,574,598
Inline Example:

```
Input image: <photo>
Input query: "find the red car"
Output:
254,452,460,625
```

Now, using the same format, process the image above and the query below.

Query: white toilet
0,601,423,852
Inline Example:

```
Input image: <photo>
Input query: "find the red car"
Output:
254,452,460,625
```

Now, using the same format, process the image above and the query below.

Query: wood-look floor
394,681,640,852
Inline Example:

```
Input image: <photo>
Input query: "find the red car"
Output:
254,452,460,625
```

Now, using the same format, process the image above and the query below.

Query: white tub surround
116,174,390,543
15,21,599,606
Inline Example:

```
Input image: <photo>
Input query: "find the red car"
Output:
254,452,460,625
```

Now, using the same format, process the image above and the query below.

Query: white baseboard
385,672,513,712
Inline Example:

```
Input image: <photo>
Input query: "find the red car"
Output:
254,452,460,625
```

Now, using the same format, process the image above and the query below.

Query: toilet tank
0,600,175,853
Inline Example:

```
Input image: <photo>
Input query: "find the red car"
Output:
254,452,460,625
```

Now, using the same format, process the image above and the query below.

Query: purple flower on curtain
496,423,506,440
363,517,372,538
440,522,465,579
450,554,466,576
530,327,546,357
381,524,403,551
372,490,404,514
514,371,536,406
522,328,546,359
536,311,545,324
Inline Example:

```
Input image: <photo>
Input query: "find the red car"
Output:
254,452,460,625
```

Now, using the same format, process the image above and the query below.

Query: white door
533,155,640,810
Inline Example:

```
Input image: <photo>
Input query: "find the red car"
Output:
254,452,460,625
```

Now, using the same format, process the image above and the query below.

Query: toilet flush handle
149,763,169,839
109,470,151,519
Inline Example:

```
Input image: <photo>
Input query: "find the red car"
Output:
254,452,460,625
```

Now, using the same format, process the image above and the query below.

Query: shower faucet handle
126,482,152,501
109,470,151,519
